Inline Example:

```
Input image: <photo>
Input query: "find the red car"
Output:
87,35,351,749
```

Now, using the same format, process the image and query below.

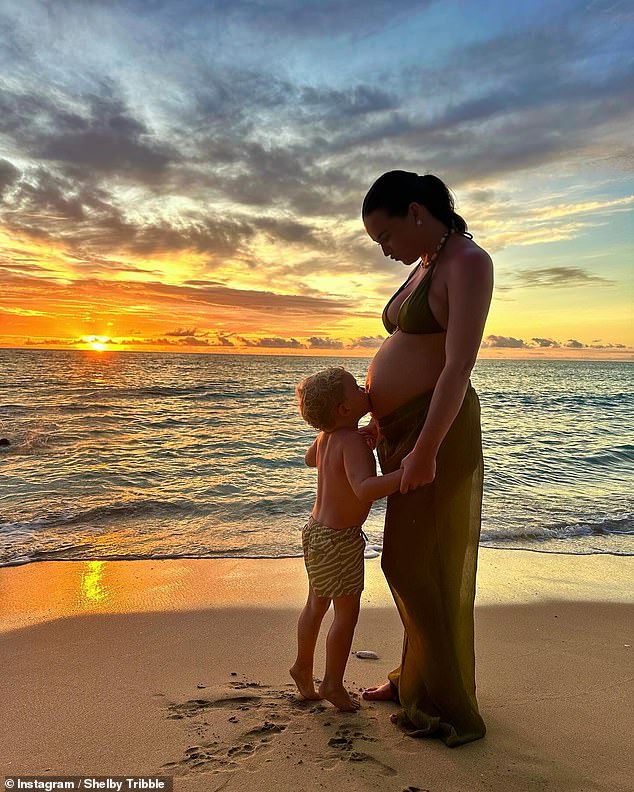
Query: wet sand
1,550,632,791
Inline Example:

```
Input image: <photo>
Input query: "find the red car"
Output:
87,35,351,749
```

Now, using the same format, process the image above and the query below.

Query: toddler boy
291,366,402,711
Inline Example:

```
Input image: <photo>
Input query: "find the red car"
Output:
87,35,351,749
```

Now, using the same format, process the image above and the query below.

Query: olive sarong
376,384,486,746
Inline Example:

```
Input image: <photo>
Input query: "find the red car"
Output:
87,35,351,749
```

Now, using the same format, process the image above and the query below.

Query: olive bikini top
382,258,444,335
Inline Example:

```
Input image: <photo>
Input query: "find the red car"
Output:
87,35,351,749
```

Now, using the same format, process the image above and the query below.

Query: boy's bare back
310,428,377,529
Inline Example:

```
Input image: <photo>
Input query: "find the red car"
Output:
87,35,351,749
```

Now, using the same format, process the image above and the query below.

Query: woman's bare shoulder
446,236,493,279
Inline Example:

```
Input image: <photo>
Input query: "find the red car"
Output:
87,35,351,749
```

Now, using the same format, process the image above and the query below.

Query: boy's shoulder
336,428,372,454
318,428,371,458
319,427,364,449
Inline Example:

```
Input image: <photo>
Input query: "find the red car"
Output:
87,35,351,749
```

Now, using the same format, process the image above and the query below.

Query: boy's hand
399,448,436,493
358,417,379,449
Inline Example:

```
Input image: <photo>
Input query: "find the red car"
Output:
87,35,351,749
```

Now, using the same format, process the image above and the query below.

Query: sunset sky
1,0,632,357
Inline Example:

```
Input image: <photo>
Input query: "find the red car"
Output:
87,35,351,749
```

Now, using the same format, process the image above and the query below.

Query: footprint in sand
227,743,256,757
324,726,395,776
244,721,287,736
230,681,269,690
163,739,264,774
164,685,296,775
167,695,262,719
163,683,394,778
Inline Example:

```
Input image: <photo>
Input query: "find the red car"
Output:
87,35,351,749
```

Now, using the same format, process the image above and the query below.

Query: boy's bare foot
289,664,322,700
361,682,396,701
318,681,361,712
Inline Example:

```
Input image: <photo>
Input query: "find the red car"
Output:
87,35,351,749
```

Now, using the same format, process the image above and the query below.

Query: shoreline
2,535,633,573
1,551,632,791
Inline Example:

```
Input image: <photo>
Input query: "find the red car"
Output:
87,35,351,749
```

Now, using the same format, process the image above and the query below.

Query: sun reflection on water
79,561,108,605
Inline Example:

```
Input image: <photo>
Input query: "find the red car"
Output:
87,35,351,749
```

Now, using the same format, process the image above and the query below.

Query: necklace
421,228,452,269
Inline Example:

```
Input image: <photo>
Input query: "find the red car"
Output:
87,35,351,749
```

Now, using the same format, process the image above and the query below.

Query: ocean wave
0,549,307,567
481,513,634,546
0,498,199,533
576,446,634,466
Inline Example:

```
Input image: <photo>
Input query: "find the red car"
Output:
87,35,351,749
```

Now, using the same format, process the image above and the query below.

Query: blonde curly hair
296,366,347,431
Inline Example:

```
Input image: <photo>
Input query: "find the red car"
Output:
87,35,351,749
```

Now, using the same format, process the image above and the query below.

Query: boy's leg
290,585,331,700
319,593,361,712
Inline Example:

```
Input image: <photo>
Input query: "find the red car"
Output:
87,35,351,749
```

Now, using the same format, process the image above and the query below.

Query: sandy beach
1,550,632,792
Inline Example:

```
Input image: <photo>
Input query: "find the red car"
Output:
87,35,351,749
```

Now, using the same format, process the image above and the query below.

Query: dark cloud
307,336,345,350
468,189,497,205
513,268,614,288
0,153,333,262
184,279,225,287
239,336,305,348
67,257,163,276
175,335,211,346
0,166,94,228
253,216,329,248
24,337,76,346
166,327,198,337
105,334,234,348
482,335,527,348
0,158,19,194
480,335,631,351
0,167,260,259
300,85,398,118
0,268,356,318
0,84,176,180
143,281,353,316
0,258,53,275
209,142,322,211
353,335,385,349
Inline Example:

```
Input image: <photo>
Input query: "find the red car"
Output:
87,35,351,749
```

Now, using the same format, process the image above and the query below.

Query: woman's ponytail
419,174,469,235
362,170,470,236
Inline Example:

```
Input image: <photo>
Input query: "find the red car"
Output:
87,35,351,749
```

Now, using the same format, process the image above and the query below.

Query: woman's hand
358,417,379,449
399,447,436,493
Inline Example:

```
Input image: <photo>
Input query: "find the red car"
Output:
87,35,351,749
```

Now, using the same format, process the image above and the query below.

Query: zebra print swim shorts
302,515,366,598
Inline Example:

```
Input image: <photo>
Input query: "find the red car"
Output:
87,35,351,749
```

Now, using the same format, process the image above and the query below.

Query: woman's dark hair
362,170,468,235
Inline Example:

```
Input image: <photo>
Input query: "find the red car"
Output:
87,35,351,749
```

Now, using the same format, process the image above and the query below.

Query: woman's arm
400,246,493,494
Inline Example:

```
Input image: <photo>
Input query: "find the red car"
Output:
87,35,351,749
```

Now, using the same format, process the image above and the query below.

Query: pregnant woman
361,171,493,746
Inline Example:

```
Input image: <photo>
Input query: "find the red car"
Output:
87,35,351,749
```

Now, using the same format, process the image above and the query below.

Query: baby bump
367,331,446,418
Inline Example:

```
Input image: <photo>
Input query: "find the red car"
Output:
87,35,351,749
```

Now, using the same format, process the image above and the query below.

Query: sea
0,349,632,567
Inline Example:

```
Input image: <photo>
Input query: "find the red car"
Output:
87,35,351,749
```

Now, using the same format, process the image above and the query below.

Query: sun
82,335,111,352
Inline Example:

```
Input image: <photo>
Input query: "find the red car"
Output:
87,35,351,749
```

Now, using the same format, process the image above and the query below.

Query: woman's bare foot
318,681,361,712
289,664,322,700
362,681,396,701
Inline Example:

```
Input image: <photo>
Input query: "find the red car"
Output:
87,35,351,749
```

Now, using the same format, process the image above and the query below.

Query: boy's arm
343,434,403,503
305,435,319,467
